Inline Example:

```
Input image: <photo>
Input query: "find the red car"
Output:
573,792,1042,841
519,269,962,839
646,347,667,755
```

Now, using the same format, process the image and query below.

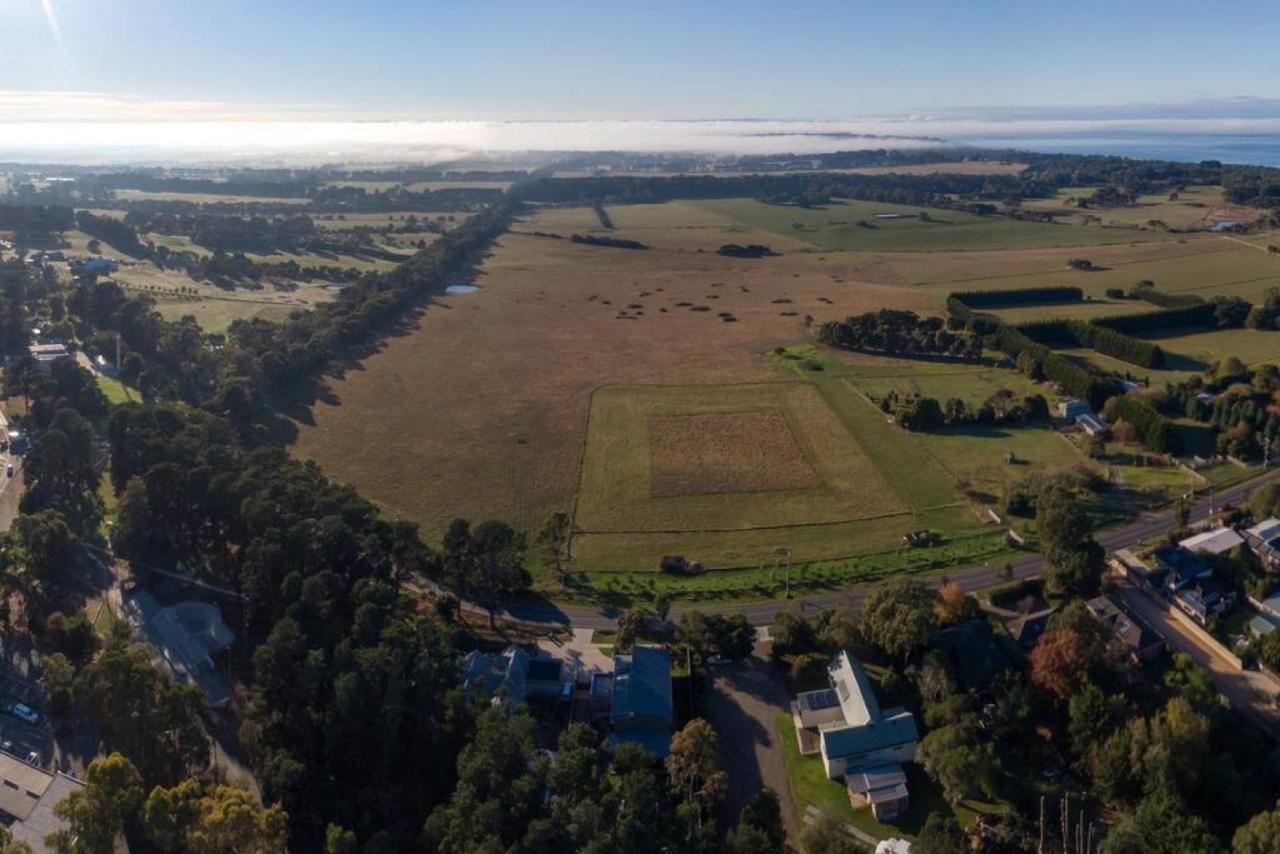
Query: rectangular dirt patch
648,409,820,497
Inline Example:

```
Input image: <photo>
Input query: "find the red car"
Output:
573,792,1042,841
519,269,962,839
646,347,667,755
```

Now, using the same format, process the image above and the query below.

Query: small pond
445,284,478,295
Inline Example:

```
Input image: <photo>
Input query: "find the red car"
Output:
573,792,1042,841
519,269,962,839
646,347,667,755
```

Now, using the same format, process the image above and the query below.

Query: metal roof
1179,527,1245,556
828,650,879,727
610,646,673,727
821,709,917,760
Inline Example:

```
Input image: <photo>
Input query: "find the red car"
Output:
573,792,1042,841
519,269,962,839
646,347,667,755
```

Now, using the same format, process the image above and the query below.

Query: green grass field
907,237,1280,311
689,197,1176,253
576,382,909,532
847,363,1051,408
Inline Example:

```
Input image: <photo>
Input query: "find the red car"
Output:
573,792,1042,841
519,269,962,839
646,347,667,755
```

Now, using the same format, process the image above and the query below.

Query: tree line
818,309,982,359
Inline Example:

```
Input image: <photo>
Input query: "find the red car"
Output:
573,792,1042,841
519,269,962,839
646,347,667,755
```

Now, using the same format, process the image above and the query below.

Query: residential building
1178,527,1245,558
1056,399,1091,420
1006,607,1055,650
1174,578,1235,626
1255,591,1280,623
1153,546,1214,591
1075,413,1109,437
460,645,567,711
27,342,69,371
1146,546,1235,625
70,255,117,276
461,645,530,708
1085,595,1165,662
1244,518,1280,571
791,651,918,821
608,646,673,757
0,754,95,853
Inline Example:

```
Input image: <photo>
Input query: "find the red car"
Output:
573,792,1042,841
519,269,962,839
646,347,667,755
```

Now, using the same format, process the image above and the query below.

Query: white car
10,704,38,725
24,751,37,765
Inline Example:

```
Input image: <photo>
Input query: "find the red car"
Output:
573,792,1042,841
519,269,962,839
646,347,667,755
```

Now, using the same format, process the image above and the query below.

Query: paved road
1115,578,1280,739
704,643,800,844
478,466,1280,629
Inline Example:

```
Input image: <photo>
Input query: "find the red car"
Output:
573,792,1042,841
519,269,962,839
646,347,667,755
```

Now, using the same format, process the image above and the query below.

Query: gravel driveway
705,641,800,844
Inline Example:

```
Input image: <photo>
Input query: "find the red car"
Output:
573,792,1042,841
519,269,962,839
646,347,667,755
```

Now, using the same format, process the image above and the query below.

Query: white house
792,651,918,821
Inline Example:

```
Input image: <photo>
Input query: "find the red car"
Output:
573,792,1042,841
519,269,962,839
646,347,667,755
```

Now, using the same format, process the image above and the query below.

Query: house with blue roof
1152,544,1235,625
608,646,674,757
791,650,918,821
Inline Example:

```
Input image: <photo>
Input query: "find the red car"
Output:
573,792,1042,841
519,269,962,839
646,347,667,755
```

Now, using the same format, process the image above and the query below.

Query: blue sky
6,0,1280,120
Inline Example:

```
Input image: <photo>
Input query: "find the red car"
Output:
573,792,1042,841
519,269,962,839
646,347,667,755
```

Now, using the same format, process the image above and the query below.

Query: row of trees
819,309,981,359
881,388,1050,431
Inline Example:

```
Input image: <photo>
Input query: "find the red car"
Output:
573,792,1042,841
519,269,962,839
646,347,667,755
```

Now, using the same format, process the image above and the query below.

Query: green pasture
689,197,1175,253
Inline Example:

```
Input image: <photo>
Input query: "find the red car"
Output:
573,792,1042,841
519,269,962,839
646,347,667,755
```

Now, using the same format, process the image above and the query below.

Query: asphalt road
1115,578,1280,740
486,466,1280,629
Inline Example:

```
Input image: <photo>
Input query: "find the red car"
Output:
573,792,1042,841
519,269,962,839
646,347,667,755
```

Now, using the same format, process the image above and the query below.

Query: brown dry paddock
647,410,819,497
290,217,937,539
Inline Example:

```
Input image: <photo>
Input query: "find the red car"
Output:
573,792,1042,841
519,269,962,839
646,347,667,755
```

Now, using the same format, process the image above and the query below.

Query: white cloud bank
4,91,1280,165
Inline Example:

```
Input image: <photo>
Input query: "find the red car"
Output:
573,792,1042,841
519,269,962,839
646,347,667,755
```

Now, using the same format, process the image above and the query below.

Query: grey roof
461,645,529,705
1179,527,1245,556
1007,607,1055,648
611,646,672,727
1085,596,1164,656
846,764,908,795
0,755,87,853
821,709,918,760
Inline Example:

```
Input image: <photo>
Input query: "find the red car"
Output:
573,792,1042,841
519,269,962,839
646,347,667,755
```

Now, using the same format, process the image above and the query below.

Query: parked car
24,751,37,765
0,740,13,754
5,465,12,478
10,704,39,725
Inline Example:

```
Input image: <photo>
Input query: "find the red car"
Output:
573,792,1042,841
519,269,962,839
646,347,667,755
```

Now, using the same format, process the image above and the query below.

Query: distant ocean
954,133,1280,167
2,118,1279,167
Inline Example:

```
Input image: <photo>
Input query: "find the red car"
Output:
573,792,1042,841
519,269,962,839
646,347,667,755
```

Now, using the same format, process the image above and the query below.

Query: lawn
690,198,1176,253
774,713,996,841
95,373,133,404
846,363,1051,409
576,382,908,533
918,424,1090,500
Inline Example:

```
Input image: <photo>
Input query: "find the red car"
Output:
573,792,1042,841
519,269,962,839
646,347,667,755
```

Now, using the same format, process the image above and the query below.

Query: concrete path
801,804,879,849
1115,579,1280,739
535,628,612,680
704,641,801,845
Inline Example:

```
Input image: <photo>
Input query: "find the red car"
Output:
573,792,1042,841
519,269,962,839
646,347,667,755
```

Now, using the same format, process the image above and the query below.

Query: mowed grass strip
810,376,960,511
575,382,907,533
570,504,991,574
